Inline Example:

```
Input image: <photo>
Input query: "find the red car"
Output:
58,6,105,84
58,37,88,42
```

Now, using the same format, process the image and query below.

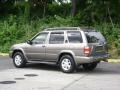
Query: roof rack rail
44,27,80,31
80,27,96,32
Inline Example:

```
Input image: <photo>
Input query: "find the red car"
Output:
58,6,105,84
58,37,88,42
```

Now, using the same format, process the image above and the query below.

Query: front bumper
75,54,110,64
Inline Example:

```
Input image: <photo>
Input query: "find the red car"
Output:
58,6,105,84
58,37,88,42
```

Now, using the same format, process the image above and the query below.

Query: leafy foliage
0,0,120,57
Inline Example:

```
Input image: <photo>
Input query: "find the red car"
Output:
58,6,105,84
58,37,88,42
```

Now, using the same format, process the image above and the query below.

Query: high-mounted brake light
84,46,91,55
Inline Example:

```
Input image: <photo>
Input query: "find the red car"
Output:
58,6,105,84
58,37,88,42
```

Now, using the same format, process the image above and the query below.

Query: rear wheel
82,63,98,71
60,55,76,73
13,52,26,68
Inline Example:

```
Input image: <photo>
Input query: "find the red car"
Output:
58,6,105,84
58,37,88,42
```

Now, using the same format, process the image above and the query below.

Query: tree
30,0,53,17
71,0,77,17
0,0,15,14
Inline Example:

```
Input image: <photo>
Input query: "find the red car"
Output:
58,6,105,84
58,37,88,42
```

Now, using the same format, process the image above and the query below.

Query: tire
13,52,26,68
60,55,76,73
82,63,98,71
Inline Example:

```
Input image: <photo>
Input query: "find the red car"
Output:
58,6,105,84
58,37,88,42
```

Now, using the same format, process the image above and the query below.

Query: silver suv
9,27,109,73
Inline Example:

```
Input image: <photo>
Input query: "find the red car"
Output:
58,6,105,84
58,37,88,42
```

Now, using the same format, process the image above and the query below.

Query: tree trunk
71,0,77,17
42,1,47,18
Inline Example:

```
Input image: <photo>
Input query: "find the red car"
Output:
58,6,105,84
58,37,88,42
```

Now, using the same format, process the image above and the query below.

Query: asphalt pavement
0,56,120,90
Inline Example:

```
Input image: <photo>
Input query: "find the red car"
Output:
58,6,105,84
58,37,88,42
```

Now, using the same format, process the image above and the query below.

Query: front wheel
60,55,76,73
82,63,98,71
13,52,26,68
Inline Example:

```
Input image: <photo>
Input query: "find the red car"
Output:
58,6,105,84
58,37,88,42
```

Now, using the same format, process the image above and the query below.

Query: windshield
85,31,106,44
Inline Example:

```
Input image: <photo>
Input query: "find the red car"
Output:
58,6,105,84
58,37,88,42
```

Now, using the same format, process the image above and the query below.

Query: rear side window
85,31,106,44
67,31,83,43
49,32,64,44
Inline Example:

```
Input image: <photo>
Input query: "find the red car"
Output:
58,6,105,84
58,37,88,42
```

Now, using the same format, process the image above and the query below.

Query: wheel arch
57,51,76,65
12,49,27,60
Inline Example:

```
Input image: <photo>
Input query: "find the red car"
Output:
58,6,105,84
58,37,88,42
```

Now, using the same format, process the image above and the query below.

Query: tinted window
67,31,83,43
49,32,64,44
85,31,106,44
32,33,48,44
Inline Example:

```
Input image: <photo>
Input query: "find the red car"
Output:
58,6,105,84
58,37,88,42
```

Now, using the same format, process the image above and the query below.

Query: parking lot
0,56,120,90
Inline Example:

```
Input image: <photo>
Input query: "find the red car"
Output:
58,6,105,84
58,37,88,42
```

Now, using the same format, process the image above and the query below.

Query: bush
94,23,120,57
0,15,73,52
0,15,120,58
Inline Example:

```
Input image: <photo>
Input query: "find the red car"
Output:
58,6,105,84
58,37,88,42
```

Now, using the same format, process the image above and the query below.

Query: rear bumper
75,54,110,64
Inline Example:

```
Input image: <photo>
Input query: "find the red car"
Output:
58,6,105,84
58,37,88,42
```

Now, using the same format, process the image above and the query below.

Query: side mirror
27,40,32,45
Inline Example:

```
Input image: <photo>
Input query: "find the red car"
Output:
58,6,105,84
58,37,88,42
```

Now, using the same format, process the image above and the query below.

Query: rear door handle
42,45,45,47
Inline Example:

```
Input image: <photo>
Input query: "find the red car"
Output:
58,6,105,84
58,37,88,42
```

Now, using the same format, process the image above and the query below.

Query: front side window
67,31,83,43
49,32,64,44
32,33,48,44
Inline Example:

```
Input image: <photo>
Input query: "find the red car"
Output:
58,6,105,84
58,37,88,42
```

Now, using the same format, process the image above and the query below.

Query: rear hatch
85,31,108,56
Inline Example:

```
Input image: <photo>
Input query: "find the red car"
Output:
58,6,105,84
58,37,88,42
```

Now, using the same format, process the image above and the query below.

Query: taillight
84,46,91,55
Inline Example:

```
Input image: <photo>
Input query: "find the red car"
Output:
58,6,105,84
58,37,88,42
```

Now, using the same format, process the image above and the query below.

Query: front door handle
42,45,45,47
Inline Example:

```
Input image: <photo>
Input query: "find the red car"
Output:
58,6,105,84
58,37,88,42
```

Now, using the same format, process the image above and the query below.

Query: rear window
85,31,106,44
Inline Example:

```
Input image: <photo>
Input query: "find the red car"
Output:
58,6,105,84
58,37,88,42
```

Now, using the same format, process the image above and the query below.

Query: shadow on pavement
76,68,120,75
25,63,60,72
23,62,120,75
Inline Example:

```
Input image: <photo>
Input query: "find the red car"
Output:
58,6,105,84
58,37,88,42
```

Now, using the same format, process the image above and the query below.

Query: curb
108,59,120,63
0,53,9,56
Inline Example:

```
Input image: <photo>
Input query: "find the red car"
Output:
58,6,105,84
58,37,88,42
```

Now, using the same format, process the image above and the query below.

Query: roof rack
44,27,80,31
80,27,96,32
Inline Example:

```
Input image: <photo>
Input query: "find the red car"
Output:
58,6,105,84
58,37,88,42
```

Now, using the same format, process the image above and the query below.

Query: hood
11,43,28,50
